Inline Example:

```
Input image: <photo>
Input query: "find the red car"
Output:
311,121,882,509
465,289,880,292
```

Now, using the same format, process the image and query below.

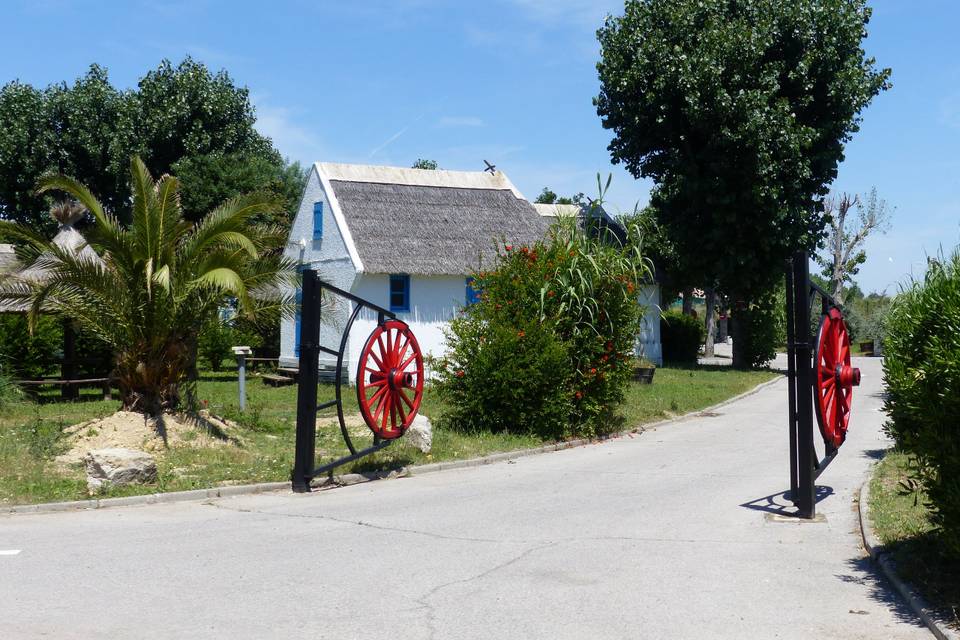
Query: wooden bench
261,373,296,387
16,377,115,400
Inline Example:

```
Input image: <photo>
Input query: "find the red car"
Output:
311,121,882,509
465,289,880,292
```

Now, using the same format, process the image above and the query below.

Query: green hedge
660,310,704,363
884,249,960,558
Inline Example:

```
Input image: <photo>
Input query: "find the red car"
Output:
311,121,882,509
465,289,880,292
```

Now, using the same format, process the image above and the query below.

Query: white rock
85,448,158,492
405,415,432,453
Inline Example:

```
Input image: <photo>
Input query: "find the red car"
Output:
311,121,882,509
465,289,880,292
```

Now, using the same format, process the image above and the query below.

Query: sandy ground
55,410,240,465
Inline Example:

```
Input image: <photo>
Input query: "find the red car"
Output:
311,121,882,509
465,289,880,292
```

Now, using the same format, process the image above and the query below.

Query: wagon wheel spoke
399,351,418,371
394,394,408,427
398,387,415,410
395,335,410,367
366,384,387,403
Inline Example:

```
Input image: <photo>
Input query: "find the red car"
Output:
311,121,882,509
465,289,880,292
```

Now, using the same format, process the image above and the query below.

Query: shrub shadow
841,556,929,628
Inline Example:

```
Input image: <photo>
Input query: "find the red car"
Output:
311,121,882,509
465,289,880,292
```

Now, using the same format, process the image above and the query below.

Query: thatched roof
322,163,550,275
0,244,17,273
0,224,102,313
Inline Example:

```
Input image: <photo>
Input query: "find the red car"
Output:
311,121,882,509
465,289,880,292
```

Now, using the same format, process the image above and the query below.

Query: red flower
517,330,525,338
547,290,555,297
589,368,597,374
575,391,583,400
455,370,465,378
505,244,513,251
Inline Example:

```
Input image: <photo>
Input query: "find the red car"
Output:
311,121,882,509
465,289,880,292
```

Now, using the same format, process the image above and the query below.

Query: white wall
347,274,467,384
280,168,357,369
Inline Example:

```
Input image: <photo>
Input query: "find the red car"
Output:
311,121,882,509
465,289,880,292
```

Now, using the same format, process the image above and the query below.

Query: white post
232,346,253,412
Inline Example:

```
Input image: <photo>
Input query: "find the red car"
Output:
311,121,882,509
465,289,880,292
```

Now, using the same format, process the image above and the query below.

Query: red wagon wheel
814,307,861,449
356,320,424,439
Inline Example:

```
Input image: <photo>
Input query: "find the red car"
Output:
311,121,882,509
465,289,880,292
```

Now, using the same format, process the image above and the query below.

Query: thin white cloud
939,94,960,129
252,97,323,164
437,116,485,128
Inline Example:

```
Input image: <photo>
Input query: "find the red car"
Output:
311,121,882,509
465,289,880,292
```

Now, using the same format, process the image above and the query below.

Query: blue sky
2,0,958,294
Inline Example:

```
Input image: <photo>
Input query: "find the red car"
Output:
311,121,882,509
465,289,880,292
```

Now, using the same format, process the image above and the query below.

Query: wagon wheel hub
836,364,861,389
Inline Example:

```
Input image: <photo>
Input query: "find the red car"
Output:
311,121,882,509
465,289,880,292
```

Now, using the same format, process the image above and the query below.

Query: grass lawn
869,450,960,630
0,364,777,506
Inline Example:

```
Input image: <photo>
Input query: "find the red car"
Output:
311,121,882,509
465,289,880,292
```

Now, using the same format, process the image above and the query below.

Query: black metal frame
785,251,840,518
291,269,397,492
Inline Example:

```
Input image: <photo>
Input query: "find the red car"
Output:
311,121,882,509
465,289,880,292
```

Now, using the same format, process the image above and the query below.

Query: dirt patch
55,410,242,466
317,413,372,440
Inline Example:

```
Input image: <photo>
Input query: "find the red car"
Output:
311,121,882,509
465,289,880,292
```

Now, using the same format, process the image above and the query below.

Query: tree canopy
595,0,890,300
0,58,305,231
534,187,585,206
411,158,439,170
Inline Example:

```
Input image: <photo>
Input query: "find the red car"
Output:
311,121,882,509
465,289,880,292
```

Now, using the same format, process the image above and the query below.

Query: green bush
199,315,266,371
738,291,782,369
198,319,235,371
844,293,892,345
433,216,651,439
660,310,704,363
883,249,960,558
0,314,62,378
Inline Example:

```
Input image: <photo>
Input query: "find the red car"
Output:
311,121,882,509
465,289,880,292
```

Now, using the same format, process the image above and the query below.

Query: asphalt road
0,357,931,639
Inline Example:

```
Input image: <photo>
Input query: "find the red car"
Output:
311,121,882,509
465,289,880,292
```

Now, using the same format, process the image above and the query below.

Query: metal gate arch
291,269,424,492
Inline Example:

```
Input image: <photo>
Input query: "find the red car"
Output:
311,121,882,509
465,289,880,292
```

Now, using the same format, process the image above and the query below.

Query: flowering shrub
433,216,651,439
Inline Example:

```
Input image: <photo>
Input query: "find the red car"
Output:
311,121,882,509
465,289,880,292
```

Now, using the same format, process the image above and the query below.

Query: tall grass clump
884,248,960,558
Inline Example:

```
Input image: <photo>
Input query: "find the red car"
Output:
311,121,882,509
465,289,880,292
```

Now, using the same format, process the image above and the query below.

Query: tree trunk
682,288,694,315
730,300,750,369
61,318,78,400
704,287,717,358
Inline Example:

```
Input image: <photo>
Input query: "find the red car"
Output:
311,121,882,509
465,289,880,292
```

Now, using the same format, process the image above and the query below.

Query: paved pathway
0,357,930,639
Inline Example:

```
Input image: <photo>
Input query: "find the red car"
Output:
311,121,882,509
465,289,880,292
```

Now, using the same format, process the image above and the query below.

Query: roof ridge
316,162,527,200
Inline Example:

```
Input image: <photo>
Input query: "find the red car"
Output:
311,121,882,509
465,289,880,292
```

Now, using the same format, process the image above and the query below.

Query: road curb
2,374,783,517
858,481,960,640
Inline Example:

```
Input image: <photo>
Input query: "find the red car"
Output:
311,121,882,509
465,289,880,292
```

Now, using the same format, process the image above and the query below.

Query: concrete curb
2,374,784,518
858,481,960,640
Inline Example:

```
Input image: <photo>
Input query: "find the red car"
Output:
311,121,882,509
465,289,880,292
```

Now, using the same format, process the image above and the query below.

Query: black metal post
784,263,799,502
792,252,816,518
292,269,321,492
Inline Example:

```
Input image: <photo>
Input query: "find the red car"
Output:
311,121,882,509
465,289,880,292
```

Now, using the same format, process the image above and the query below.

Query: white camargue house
279,162,662,383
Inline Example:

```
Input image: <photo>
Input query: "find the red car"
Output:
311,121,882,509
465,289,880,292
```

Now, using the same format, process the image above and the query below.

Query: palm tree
0,157,295,415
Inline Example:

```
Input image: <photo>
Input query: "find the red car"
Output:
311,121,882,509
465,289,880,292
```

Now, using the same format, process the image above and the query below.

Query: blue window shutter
294,287,302,356
465,277,480,305
389,274,410,312
312,202,323,241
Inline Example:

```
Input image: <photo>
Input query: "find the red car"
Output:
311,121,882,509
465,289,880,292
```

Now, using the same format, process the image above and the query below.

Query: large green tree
0,157,295,416
595,0,890,366
0,58,303,230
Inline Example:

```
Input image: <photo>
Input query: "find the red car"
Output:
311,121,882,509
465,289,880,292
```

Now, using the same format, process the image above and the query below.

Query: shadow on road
839,556,928,628
739,485,834,516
